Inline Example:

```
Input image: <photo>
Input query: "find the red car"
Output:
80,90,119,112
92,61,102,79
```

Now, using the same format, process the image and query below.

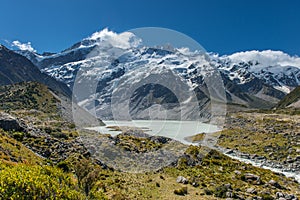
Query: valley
0,81,299,199
0,29,300,199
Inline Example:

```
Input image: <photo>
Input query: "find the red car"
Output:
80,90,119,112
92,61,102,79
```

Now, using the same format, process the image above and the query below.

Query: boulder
244,173,261,184
276,192,285,198
0,112,23,132
176,176,188,184
285,194,298,200
268,179,282,188
246,187,257,194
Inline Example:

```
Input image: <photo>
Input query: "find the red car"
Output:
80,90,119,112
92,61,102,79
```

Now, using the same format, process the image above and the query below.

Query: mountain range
7,29,300,120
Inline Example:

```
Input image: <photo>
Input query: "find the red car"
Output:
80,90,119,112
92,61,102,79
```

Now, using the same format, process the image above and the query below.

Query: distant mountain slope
0,45,71,97
276,86,300,108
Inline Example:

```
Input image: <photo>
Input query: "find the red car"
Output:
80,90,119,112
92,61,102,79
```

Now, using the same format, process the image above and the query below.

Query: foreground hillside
0,82,299,199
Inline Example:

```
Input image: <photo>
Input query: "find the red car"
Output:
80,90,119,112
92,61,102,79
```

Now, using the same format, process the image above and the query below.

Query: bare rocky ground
217,111,300,182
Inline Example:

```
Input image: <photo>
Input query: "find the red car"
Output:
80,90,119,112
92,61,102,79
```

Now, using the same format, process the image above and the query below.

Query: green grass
0,162,85,200
0,129,43,165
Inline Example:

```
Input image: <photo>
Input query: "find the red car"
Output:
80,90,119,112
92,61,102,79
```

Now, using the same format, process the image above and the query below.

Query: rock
234,170,242,175
285,194,297,200
286,156,295,163
276,192,285,198
251,154,258,159
176,176,188,184
226,191,234,198
268,179,281,188
224,183,232,190
241,153,250,159
246,187,257,194
244,173,260,180
226,149,234,154
0,112,24,132
244,173,261,185
244,173,261,184
191,182,199,187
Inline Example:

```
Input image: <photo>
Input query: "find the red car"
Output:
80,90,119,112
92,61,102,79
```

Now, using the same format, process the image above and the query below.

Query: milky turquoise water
88,120,220,144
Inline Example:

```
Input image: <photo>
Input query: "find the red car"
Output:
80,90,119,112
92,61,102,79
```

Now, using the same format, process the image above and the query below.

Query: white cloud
228,50,300,68
87,28,142,49
12,40,36,52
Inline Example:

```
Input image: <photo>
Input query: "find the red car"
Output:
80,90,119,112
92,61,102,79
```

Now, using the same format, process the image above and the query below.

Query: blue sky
1,0,300,55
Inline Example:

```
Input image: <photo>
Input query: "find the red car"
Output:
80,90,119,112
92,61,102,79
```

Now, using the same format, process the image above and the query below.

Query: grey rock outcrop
0,112,23,131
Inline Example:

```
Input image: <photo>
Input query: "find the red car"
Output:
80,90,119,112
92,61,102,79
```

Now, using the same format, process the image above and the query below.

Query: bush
57,161,71,172
260,194,274,200
204,188,213,195
12,132,24,141
214,185,229,198
0,163,85,199
174,187,187,196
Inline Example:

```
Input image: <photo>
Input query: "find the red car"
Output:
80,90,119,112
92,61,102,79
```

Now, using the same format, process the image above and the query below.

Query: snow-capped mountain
217,50,300,93
15,29,300,120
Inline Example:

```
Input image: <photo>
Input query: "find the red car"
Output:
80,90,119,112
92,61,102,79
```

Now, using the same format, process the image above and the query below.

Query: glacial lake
87,120,220,145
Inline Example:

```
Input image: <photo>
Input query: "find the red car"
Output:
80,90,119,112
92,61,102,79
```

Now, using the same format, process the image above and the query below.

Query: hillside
0,45,71,97
0,81,103,127
276,86,300,109
0,82,59,113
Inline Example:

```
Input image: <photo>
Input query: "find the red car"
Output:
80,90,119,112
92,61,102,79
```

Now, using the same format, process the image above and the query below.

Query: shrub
12,132,24,141
260,194,274,200
174,187,187,196
214,185,228,198
57,161,71,172
204,188,213,195
0,163,85,199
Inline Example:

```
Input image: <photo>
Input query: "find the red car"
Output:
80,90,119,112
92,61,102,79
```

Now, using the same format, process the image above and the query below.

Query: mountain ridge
10,29,300,119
